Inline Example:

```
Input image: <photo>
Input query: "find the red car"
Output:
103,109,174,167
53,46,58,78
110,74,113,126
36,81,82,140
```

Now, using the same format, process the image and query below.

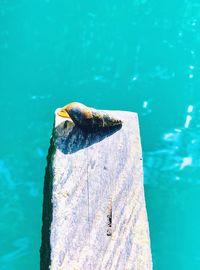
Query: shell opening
57,109,71,119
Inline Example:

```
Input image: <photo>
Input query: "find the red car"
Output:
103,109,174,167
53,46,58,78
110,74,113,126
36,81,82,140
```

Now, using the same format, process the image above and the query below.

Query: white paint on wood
42,109,152,270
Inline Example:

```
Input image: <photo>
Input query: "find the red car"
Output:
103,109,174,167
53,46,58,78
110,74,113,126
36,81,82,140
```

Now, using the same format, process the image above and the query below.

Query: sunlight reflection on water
144,107,200,185
0,238,29,270
0,160,15,189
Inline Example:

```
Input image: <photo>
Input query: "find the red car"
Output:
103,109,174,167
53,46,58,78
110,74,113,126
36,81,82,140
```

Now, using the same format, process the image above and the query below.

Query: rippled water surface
1,0,200,269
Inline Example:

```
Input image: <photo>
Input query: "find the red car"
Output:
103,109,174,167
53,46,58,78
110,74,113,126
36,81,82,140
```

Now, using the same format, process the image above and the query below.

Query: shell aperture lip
57,109,71,119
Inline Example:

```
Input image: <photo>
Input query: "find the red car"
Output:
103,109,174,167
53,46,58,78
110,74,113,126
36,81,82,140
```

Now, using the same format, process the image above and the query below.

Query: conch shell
57,102,122,131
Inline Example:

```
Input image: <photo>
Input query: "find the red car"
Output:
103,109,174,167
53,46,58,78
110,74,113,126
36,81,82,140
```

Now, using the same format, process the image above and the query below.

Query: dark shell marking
59,102,122,131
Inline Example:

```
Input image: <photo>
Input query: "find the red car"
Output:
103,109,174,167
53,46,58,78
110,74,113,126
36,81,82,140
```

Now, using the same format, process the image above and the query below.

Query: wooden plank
40,109,152,270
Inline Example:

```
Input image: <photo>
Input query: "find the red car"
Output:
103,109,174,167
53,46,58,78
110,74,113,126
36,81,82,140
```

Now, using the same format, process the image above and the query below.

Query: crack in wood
107,198,112,236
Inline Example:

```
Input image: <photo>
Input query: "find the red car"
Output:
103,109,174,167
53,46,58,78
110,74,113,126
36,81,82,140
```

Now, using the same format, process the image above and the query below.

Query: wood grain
40,109,152,270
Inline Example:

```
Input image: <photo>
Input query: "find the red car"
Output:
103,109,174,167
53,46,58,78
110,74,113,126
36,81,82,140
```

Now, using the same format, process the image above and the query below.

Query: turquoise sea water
1,0,200,269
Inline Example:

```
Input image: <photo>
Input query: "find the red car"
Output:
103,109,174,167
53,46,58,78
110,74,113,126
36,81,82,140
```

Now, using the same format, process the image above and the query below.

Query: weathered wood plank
40,109,152,270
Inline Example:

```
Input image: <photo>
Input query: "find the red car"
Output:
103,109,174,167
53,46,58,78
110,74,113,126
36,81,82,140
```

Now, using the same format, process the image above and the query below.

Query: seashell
57,102,122,131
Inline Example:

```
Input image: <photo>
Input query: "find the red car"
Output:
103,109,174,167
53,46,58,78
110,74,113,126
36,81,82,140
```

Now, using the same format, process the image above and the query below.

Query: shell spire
57,102,122,131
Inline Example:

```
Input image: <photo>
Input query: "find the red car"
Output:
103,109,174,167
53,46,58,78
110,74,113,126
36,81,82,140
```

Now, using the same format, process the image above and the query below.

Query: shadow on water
40,120,122,270
40,132,54,270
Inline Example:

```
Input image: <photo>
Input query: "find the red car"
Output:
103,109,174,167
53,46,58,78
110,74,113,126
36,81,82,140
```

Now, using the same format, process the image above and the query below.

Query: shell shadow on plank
54,120,122,154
